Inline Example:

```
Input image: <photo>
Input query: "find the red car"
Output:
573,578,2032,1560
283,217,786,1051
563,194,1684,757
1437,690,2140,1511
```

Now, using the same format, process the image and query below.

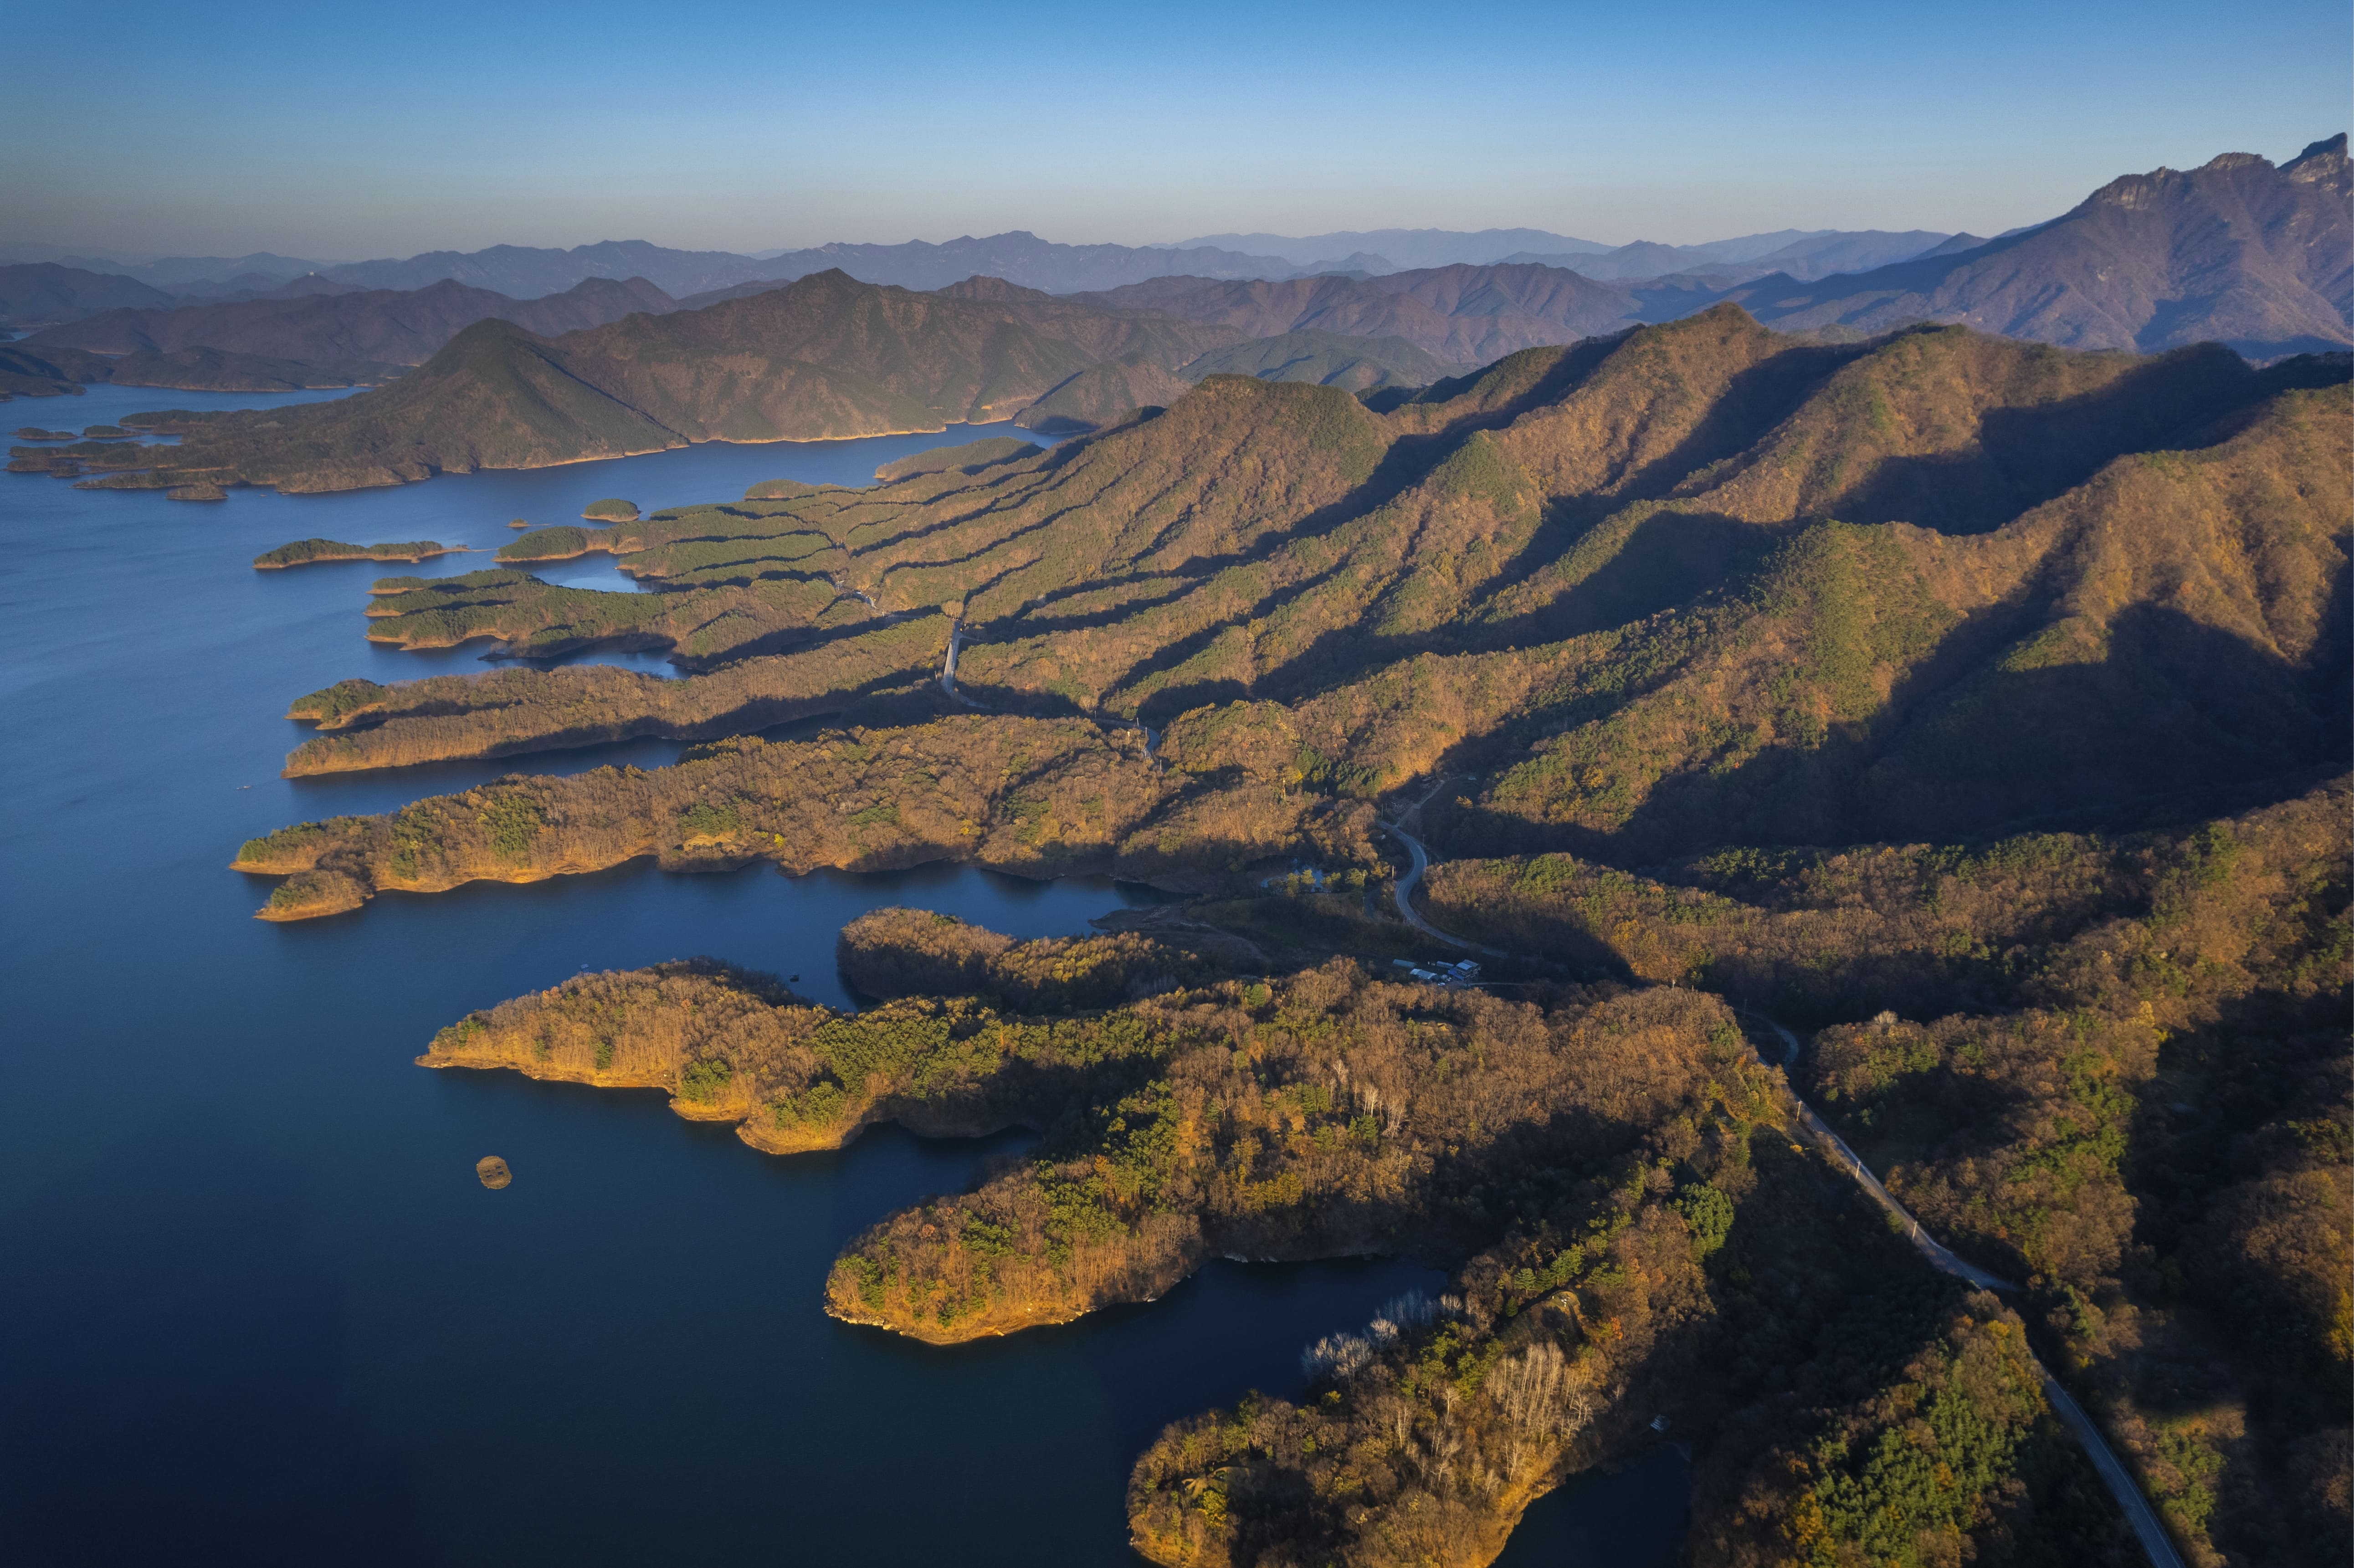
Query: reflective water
0,386,1681,1563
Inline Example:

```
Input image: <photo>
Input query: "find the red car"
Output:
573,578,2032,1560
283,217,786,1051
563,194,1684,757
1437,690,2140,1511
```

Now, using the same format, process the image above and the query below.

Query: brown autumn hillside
1073,262,1650,363
234,302,2349,1568
1012,351,1196,432
255,310,2346,867
1424,778,2352,1565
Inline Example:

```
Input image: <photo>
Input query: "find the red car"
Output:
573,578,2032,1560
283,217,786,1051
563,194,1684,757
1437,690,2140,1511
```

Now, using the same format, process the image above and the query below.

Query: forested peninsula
254,538,455,569
419,920,2149,1566
230,303,2350,1566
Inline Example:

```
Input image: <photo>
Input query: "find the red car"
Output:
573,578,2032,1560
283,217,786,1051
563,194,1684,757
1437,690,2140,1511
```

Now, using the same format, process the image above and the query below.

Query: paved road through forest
941,620,989,709
1377,795,2189,1568
1382,778,1508,956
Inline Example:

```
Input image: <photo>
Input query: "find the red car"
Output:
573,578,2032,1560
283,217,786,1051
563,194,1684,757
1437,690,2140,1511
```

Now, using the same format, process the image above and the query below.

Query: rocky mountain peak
2285,132,2350,184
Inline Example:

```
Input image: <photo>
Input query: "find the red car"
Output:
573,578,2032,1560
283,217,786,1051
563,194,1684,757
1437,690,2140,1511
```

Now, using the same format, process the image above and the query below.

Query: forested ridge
250,308,2347,879
232,302,2348,1565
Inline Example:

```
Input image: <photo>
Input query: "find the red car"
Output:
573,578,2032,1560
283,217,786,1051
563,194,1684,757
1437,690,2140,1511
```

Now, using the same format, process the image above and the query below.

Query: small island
13,427,75,441
253,538,460,569
581,497,639,521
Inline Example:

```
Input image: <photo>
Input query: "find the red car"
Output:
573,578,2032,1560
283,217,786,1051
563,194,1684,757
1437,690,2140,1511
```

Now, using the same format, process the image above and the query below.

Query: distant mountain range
20,277,679,380
1162,228,1612,269
51,271,1247,491
0,263,176,324
3,136,2342,417
10,134,2340,325
3,259,1663,405
287,240,758,300
0,227,1960,311
1168,226,1968,283
10,250,339,291
1072,266,1662,364
1720,135,2351,357
1508,229,1961,283
0,235,1335,311
742,235,1309,295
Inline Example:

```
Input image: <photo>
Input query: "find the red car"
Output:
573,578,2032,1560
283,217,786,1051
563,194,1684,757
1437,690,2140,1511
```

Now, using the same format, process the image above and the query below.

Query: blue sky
9,0,2348,258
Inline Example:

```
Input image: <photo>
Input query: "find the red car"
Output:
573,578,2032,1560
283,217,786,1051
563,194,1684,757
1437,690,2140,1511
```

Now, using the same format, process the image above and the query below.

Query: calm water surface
0,387,1681,1564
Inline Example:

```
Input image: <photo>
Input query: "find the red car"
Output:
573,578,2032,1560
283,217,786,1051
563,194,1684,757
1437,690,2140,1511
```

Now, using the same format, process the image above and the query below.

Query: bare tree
1487,1341,1603,1484
1300,1331,1375,1382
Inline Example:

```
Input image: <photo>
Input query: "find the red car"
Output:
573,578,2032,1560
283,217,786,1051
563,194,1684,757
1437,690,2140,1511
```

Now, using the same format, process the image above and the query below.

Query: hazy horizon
6,0,2348,261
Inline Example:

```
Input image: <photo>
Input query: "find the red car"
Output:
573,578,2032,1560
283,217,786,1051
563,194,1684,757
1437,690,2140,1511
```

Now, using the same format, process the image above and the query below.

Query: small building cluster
1391,957,1482,987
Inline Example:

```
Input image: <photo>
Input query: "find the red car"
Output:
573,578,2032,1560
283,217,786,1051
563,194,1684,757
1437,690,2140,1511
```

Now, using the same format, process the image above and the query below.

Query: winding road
940,620,989,710
1745,1014,2021,1296
1378,799,2189,1568
1381,777,1509,957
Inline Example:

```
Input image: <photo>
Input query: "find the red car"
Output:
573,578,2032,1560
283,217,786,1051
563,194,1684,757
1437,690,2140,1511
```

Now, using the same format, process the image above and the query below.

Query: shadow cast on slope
1834,345,2347,536
1431,601,2349,866
1220,344,1867,705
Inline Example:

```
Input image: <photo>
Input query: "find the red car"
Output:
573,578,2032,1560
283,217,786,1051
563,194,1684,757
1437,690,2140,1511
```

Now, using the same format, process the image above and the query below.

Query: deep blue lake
0,387,1683,1565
